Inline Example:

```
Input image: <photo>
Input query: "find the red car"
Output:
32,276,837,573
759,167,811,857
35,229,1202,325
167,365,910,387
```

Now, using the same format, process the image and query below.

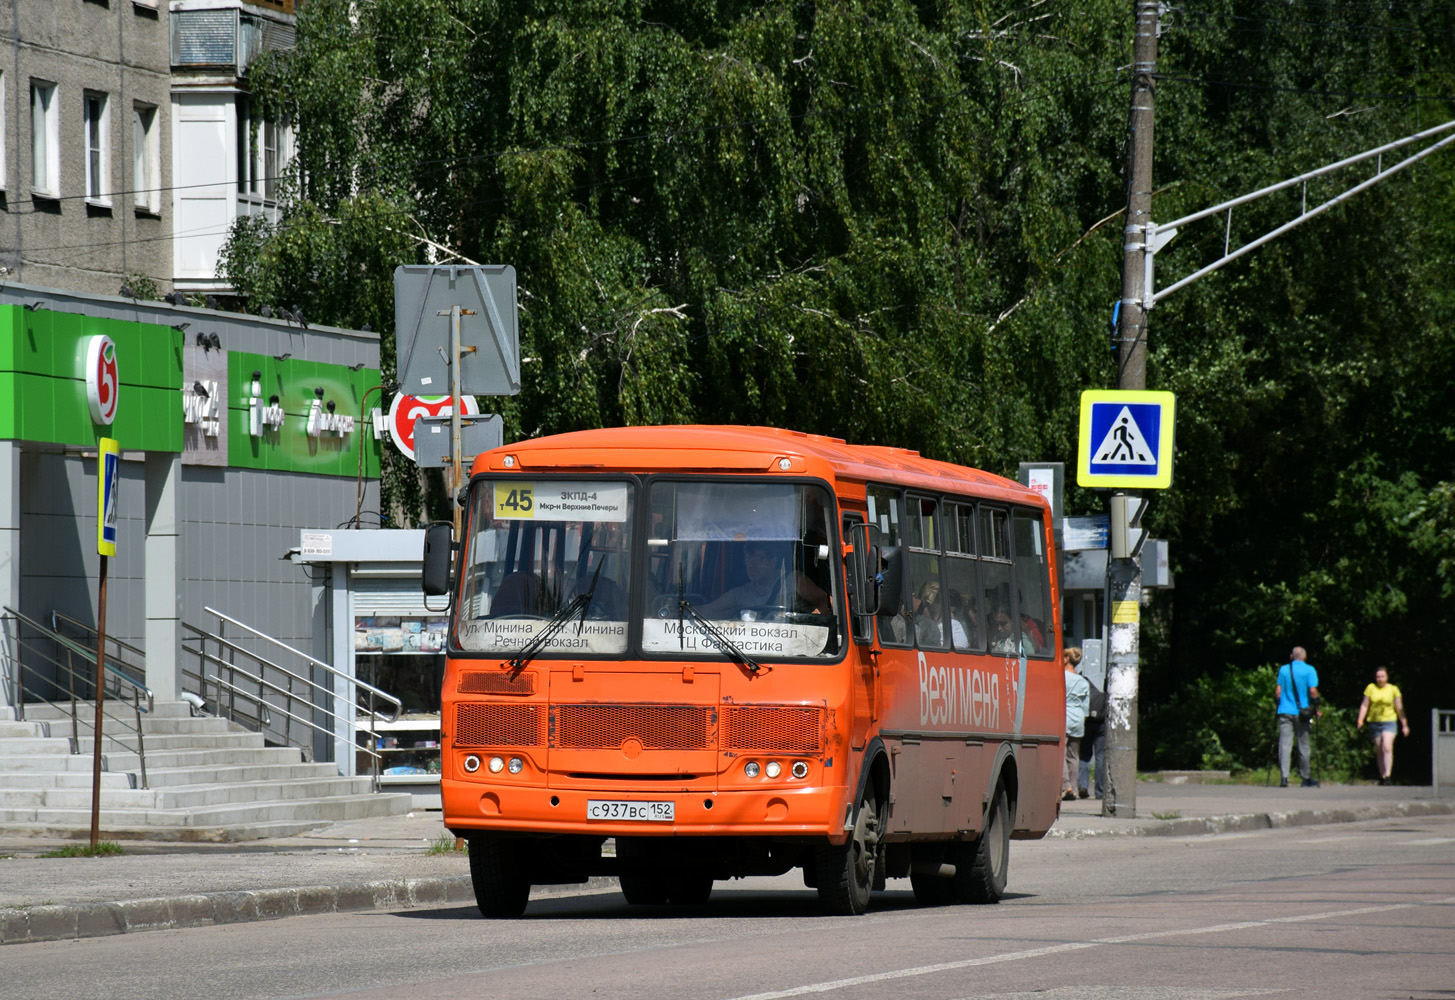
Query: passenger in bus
989,604,1033,655
949,589,983,649
699,541,826,619
912,578,967,647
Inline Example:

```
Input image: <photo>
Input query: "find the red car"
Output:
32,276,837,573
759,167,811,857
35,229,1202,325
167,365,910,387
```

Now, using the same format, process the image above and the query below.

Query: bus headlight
488,756,505,773
791,761,809,779
765,761,782,779
507,757,524,774
744,761,760,778
463,755,481,773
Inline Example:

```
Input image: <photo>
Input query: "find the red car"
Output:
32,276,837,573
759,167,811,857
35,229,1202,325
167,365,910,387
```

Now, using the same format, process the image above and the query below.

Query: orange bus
423,425,1064,917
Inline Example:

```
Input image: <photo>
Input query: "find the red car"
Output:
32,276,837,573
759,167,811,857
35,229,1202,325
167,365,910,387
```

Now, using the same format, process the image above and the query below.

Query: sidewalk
3,781,1450,945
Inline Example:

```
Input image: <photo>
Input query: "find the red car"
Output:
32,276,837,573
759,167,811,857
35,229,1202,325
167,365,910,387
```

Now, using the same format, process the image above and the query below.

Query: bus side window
979,506,1021,655
905,495,948,650
868,486,910,646
945,501,983,652
1011,509,1054,658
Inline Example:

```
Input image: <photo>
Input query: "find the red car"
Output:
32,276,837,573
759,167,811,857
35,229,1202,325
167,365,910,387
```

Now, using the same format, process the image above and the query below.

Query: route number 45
495,485,535,519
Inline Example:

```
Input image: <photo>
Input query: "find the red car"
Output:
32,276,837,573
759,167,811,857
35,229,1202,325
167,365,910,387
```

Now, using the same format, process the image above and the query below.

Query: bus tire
619,873,671,905
815,788,880,916
468,835,531,918
954,781,1010,904
667,875,713,905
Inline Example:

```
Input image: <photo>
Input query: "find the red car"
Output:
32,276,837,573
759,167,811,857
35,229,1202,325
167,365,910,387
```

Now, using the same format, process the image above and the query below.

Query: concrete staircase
0,702,412,842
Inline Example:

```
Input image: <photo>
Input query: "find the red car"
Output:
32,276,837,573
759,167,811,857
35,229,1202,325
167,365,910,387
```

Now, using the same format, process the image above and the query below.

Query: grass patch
1151,810,1182,820
426,833,466,855
39,842,125,858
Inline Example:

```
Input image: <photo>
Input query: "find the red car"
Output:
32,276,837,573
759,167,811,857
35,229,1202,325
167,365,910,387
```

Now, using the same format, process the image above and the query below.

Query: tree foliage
225,0,1455,779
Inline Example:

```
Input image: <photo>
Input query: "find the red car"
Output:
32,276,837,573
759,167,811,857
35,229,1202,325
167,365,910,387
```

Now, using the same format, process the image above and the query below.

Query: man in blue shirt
1275,646,1321,787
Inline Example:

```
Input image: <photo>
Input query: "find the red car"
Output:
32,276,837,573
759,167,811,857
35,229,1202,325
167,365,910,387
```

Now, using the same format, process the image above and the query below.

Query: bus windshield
452,476,842,662
456,480,634,656
643,480,840,660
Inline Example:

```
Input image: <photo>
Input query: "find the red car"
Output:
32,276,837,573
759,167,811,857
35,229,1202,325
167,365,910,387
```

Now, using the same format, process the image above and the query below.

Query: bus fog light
463,755,481,773
791,761,809,779
488,756,505,773
765,761,782,778
507,757,524,774
744,761,760,778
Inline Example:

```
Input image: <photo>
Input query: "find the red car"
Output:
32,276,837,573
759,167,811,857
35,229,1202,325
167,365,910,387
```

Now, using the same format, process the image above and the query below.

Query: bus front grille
455,703,545,747
722,706,824,754
458,670,536,696
554,704,716,750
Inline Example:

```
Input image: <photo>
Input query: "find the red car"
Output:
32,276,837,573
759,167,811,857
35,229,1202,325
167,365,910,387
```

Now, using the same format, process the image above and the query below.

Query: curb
1046,799,1455,840
1,875,474,946
0,873,622,946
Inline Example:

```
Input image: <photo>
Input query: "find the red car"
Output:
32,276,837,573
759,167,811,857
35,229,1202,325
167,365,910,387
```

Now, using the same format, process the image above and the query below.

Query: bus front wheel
815,789,880,915
468,834,531,918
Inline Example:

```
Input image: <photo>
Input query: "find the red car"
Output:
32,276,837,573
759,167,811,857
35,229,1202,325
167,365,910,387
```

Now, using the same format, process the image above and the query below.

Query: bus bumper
441,779,850,839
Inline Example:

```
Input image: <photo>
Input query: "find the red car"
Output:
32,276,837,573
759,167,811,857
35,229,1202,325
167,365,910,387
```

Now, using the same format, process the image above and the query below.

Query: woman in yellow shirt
1355,667,1410,785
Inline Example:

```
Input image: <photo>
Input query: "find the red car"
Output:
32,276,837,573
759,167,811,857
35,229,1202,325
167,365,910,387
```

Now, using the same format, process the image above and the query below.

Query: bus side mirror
422,523,454,597
877,545,903,617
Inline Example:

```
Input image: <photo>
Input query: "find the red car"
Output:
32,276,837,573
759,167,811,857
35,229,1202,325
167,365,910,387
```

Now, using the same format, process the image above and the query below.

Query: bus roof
473,425,1045,509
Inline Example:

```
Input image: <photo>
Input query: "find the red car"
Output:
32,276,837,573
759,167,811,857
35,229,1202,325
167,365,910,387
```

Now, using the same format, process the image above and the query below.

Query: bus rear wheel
468,834,531,918
815,789,880,915
953,781,1010,904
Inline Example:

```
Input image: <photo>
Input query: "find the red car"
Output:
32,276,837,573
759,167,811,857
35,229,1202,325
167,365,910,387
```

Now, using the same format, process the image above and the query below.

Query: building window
237,96,284,202
84,91,111,204
133,103,160,214
30,80,60,198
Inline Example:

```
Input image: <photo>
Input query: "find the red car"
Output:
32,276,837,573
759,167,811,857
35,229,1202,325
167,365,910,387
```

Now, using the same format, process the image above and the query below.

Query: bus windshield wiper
505,561,605,677
676,578,763,676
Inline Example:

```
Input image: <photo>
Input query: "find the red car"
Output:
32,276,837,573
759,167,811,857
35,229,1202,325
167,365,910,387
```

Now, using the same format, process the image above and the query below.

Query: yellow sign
1077,390,1176,489
97,438,120,557
494,483,536,519
1111,600,1139,625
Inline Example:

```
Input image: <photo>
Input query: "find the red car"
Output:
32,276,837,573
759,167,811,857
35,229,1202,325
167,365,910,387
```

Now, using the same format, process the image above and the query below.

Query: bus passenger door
843,513,876,749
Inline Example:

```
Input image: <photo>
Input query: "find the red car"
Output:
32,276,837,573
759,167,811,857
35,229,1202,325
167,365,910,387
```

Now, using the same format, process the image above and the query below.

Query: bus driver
700,541,826,619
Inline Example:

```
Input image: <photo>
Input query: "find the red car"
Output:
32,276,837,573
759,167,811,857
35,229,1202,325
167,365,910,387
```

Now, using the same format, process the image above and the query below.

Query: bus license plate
586,800,674,822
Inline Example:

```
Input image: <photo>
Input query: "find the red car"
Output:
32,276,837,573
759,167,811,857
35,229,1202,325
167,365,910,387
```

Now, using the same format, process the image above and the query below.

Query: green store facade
0,282,384,743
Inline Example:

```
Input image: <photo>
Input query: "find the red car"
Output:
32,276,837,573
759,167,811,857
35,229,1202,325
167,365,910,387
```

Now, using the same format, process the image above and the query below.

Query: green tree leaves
225,0,1455,778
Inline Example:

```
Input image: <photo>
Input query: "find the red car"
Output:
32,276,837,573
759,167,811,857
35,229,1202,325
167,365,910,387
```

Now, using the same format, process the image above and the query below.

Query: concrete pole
143,452,181,703
0,441,20,714
1103,0,1159,819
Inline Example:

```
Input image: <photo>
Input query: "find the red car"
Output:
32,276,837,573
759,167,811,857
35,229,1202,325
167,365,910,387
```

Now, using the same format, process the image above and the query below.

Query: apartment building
0,0,295,298
1,0,173,296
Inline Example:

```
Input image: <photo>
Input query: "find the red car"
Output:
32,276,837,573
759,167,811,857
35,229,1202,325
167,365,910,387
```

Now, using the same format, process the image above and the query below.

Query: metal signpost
1077,389,1175,818
393,266,521,534
91,437,120,847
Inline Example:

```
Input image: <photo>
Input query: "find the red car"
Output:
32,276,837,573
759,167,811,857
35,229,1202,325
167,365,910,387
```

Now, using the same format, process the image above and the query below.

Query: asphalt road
6,814,1452,1000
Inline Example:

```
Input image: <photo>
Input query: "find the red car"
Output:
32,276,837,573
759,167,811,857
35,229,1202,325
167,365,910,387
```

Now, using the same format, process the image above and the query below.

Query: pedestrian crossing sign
1077,390,1176,489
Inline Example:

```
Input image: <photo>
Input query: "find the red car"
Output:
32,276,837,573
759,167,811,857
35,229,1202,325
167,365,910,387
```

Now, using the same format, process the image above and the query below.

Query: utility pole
1104,0,1159,819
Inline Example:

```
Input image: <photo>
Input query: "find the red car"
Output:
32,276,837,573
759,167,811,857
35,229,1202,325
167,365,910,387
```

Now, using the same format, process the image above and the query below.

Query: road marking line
721,897,1455,1000
1398,838,1455,845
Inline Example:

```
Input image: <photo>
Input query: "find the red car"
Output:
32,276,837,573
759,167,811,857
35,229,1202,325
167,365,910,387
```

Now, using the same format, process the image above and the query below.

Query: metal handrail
1,606,153,788
47,609,151,692
180,636,387,764
203,607,401,721
179,608,402,787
